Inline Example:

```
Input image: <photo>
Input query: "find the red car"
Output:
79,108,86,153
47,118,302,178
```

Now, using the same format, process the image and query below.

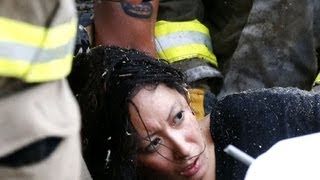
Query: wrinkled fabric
0,80,81,180
158,0,204,21
202,0,253,64
158,0,223,93
171,58,223,93
159,0,320,97
217,0,320,97
211,87,320,180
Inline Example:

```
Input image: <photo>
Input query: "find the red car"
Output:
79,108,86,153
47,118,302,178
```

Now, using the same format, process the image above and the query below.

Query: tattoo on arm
120,1,153,19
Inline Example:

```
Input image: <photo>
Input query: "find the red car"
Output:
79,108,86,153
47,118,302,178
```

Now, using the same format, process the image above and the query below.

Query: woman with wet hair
70,46,207,179
69,46,320,180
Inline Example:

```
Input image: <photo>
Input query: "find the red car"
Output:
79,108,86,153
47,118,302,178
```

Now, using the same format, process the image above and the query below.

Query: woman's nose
170,132,191,161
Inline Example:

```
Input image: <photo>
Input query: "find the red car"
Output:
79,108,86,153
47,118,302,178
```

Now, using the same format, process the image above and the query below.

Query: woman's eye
144,137,161,153
173,111,184,125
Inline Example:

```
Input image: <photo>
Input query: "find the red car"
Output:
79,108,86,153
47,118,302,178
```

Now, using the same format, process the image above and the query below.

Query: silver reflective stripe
0,40,74,63
184,65,222,83
155,31,213,52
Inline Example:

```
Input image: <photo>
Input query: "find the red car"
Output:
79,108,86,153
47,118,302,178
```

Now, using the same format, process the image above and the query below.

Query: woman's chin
180,153,208,179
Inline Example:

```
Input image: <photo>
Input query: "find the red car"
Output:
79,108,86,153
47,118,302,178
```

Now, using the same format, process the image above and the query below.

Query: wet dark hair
69,46,187,180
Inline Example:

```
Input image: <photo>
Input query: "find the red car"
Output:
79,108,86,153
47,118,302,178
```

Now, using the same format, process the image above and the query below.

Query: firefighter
158,0,320,98
0,1,82,179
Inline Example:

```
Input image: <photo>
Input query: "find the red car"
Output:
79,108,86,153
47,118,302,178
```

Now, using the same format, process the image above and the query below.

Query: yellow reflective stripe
0,17,77,49
0,54,73,83
155,20,210,37
157,43,217,67
314,73,320,85
0,16,77,82
155,20,217,67
0,39,75,82
155,31,213,51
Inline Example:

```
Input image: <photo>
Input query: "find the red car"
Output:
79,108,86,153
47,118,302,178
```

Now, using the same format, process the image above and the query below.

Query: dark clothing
211,87,320,180
76,1,320,95
216,0,320,97
159,0,320,97
158,0,204,21
157,0,224,94
201,0,253,65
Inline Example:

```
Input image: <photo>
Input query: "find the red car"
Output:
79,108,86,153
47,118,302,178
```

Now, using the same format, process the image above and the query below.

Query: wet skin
129,84,216,180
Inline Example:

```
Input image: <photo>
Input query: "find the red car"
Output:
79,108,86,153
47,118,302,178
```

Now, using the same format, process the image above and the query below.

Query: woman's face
129,84,213,179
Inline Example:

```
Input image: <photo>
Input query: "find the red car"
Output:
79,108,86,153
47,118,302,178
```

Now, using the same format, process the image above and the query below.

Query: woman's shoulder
213,87,320,122
210,87,320,180
210,87,320,143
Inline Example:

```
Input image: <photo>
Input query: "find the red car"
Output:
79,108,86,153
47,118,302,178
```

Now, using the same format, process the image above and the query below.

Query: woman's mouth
180,157,201,177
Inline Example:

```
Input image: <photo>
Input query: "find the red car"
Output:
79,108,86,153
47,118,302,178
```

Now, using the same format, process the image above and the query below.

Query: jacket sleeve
210,87,320,180
0,0,77,83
